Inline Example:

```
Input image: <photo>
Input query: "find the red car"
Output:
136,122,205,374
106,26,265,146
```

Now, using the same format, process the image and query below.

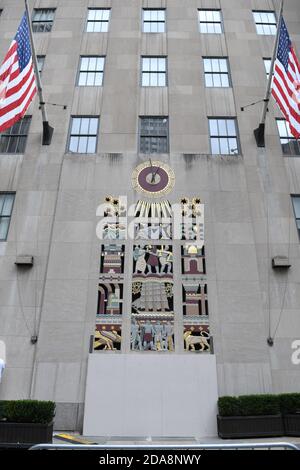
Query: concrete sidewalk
52,432,300,448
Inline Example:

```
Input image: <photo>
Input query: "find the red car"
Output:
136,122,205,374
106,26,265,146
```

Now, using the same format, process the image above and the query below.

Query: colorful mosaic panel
102,223,126,239
183,324,210,352
100,244,125,277
132,244,173,315
131,317,174,352
181,222,204,241
133,244,173,276
181,244,206,275
180,199,204,244
97,283,123,316
94,323,122,351
103,196,127,217
182,282,208,317
135,223,172,240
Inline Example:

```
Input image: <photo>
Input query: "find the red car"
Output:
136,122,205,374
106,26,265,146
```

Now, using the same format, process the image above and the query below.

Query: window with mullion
253,11,276,35
68,116,99,154
209,118,240,155
276,119,300,155
32,8,55,33
199,9,223,34
142,57,167,87
78,56,105,86
86,8,110,32
0,193,15,241
139,117,169,154
203,57,230,87
0,116,31,154
143,9,166,33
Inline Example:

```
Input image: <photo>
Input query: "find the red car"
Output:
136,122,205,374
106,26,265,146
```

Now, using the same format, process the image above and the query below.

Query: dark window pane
17,136,27,153
7,137,18,154
2,195,14,216
0,218,9,240
291,140,300,155
0,137,8,153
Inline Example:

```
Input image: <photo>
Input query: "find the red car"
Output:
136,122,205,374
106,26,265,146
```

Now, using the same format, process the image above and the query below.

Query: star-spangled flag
271,17,300,139
0,12,37,132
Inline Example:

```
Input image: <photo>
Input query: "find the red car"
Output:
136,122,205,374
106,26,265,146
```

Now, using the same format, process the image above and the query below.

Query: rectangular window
276,119,300,155
292,196,300,238
139,117,169,154
143,9,166,33
0,193,15,241
142,57,167,86
253,11,276,35
86,8,110,32
203,57,230,87
37,55,45,74
78,56,105,86
209,118,240,155
0,117,31,154
68,117,99,154
199,9,223,34
32,8,55,33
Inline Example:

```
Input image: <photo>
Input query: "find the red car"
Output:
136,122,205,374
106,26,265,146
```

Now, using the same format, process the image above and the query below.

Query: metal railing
30,442,300,450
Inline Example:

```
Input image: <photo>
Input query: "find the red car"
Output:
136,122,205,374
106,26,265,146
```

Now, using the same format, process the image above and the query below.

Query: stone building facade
0,0,299,435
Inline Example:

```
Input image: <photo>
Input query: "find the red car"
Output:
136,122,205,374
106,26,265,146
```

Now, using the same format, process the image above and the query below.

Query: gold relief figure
183,329,210,352
94,329,121,351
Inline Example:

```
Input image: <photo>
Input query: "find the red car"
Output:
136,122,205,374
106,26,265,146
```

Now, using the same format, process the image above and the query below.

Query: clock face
132,161,175,197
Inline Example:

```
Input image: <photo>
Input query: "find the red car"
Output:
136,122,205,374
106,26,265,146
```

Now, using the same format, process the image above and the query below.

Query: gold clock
132,160,175,198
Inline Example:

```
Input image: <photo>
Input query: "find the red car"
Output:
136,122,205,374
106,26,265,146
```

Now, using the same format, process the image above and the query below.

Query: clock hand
149,158,156,183
151,164,160,184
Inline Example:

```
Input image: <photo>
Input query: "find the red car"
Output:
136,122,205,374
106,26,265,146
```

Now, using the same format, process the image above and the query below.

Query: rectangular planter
217,415,284,439
0,421,53,445
283,414,300,436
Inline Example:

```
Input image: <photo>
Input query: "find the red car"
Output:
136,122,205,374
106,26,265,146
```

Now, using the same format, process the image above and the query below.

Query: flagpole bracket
42,121,54,146
254,123,266,148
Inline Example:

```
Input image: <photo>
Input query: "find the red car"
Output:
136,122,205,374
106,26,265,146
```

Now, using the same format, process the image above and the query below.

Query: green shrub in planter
218,394,280,417
0,401,9,421
279,393,300,414
4,400,55,424
217,394,283,438
218,396,241,417
238,394,280,416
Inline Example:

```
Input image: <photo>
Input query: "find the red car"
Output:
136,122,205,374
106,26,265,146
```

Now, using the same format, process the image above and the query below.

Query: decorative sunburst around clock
132,160,175,198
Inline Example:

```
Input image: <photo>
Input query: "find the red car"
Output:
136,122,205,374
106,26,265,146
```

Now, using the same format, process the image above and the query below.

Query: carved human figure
158,245,173,274
133,246,146,273
131,318,142,351
142,321,155,350
164,322,174,351
153,321,164,351
146,246,160,274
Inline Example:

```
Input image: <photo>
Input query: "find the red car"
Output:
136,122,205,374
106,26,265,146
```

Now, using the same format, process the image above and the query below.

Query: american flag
0,13,37,132
272,17,300,139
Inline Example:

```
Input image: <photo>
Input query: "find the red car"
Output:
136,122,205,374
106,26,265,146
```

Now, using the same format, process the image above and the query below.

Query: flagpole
254,0,284,147
24,0,54,145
